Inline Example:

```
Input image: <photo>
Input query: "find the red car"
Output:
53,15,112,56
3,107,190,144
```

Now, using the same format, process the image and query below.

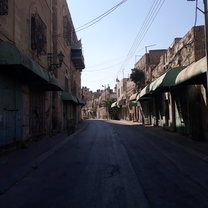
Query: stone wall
135,50,166,83
152,26,205,79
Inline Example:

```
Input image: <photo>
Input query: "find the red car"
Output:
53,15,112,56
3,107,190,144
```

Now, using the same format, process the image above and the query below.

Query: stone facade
135,50,166,84
152,26,205,79
0,0,84,146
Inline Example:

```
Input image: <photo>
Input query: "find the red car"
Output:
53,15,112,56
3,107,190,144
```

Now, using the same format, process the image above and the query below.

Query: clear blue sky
67,0,204,92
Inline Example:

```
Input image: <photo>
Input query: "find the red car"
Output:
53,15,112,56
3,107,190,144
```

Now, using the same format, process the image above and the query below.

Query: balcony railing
71,49,85,70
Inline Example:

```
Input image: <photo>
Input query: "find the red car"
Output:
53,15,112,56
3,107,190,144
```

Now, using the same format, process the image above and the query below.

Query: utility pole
145,44,156,54
203,0,208,90
188,0,208,90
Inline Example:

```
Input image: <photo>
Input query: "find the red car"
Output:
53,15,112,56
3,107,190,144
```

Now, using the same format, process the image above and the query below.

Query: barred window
0,0,8,15
63,16,71,46
31,13,47,56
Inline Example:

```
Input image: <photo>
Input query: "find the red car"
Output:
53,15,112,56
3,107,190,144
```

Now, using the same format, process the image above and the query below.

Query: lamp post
187,0,208,90
145,44,156,54
203,0,208,90
47,51,65,71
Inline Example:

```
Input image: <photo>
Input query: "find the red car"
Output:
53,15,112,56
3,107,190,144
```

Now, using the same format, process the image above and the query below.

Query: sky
67,0,205,92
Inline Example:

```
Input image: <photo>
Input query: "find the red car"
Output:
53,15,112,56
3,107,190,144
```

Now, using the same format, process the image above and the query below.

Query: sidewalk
0,121,88,195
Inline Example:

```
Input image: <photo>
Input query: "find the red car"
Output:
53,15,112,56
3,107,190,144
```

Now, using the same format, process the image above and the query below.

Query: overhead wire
116,0,166,79
76,0,127,32
86,56,125,69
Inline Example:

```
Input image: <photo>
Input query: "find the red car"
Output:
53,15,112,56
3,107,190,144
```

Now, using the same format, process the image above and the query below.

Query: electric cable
83,61,123,72
76,0,127,32
116,0,165,79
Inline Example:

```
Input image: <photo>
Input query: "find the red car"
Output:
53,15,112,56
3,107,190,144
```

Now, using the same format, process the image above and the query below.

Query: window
63,16,71,46
31,13,47,56
0,0,8,15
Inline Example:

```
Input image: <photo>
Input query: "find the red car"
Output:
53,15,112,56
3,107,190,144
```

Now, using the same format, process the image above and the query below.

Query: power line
76,0,127,32
86,56,125,69
116,0,165,78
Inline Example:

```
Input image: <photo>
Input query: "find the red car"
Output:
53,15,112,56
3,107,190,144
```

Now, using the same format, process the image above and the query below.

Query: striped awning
175,57,206,85
129,93,138,101
136,85,151,101
136,66,185,101
111,101,117,108
149,66,185,91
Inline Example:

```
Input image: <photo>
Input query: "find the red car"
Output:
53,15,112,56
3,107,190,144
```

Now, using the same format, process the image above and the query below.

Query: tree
130,68,145,89
102,97,117,119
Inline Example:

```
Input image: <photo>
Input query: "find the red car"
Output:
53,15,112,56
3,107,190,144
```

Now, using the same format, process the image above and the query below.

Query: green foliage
102,97,115,109
130,68,145,89
102,97,119,119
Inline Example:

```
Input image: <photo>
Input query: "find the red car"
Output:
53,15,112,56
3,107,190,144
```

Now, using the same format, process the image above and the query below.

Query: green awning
111,101,117,108
131,101,137,107
175,57,206,85
136,66,185,101
76,97,85,106
129,93,138,101
47,74,63,91
0,42,63,91
117,98,126,107
0,42,49,81
62,91,78,104
149,66,185,91
136,84,151,101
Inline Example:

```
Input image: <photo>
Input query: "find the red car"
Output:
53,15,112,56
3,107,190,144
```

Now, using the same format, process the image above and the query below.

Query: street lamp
47,51,65,71
145,44,156,54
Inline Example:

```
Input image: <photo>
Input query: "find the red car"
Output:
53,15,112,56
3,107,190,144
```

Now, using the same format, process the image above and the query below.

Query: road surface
1,119,208,208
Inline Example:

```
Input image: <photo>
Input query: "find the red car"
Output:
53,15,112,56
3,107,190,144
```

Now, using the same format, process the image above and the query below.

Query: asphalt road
1,119,208,208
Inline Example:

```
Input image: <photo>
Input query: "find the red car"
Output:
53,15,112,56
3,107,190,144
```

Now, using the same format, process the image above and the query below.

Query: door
0,74,23,146
29,90,45,137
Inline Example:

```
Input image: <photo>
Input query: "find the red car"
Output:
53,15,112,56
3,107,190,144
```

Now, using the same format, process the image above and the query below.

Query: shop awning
175,57,206,85
117,97,126,107
0,42,63,91
136,66,185,101
62,91,78,104
136,85,151,101
76,97,86,106
131,101,137,107
111,101,117,108
129,93,138,101
149,66,185,91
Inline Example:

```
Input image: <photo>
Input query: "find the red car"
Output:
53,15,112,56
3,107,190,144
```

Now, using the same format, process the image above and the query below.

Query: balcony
71,49,85,70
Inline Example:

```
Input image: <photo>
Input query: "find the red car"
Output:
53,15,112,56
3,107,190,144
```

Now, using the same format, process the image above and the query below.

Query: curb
0,121,89,195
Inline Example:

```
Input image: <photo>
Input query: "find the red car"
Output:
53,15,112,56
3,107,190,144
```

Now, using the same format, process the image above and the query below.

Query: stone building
81,87,101,119
136,25,208,140
0,0,84,146
97,87,116,119
152,26,205,80
135,49,166,84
